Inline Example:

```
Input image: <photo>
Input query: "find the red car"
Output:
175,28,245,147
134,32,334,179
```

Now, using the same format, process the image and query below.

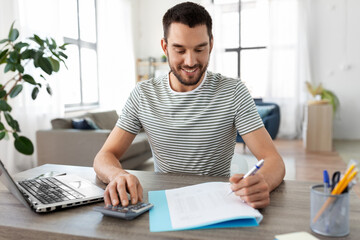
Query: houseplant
0,22,68,155
305,81,340,114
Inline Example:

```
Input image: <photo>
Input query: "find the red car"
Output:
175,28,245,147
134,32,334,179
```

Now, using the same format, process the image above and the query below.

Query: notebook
0,160,104,212
148,182,263,232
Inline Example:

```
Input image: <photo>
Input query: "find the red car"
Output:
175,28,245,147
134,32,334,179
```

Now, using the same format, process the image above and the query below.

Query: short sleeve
116,84,143,134
234,80,264,136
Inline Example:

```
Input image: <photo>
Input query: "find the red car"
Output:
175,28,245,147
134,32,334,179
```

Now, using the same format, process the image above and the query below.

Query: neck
169,71,206,92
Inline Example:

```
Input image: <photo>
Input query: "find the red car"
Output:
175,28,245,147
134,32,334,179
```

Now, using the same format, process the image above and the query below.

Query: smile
183,68,197,73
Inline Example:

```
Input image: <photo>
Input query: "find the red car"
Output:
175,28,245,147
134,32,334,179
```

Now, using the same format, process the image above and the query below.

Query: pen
323,170,330,194
312,165,357,223
228,159,265,195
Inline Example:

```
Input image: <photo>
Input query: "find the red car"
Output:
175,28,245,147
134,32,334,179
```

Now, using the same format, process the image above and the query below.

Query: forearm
259,154,285,192
93,151,128,184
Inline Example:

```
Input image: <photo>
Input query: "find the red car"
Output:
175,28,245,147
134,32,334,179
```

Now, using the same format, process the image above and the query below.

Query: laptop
0,160,104,213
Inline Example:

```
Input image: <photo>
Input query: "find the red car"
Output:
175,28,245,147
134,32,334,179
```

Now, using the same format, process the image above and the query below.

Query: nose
183,51,197,68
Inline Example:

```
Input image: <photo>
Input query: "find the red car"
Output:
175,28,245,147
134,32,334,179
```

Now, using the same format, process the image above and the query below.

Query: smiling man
93,2,285,210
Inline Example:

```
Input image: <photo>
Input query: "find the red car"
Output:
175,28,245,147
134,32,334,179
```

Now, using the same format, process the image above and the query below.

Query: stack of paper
148,182,263,232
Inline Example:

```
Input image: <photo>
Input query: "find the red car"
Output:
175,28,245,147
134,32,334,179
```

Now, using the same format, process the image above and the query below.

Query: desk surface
0,164,359,240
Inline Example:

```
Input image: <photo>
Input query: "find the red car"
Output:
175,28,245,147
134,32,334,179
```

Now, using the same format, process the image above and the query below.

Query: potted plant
0,22,68,155
305,81,340,114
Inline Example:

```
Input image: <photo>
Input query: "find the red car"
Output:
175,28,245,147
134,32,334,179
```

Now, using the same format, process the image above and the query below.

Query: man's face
161,23,213,88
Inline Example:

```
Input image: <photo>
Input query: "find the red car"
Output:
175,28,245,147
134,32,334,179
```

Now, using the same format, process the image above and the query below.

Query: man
93,2,285,209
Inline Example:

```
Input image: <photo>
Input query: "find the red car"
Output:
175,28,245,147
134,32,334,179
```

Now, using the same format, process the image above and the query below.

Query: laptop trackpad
56,175,103,196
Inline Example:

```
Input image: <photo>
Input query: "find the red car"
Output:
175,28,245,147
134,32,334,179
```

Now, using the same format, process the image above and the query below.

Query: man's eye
176,50,185,54
195,49,204,53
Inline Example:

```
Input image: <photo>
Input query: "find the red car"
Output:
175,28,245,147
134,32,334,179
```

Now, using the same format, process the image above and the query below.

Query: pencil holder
310,184,349,237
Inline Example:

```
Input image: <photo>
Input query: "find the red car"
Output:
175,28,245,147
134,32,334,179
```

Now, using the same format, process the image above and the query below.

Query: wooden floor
235,139,360,197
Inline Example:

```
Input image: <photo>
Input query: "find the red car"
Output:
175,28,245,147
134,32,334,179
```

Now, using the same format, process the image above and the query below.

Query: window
60,0,99,109
213,0,269,97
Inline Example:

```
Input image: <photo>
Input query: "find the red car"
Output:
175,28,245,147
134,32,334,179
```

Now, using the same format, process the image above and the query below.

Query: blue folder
149,190,261,232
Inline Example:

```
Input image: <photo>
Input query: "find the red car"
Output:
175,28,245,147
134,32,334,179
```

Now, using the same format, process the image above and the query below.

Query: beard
167,55,209,86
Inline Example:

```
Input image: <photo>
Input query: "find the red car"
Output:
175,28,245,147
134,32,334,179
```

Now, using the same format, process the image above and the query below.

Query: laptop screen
0,160,32,210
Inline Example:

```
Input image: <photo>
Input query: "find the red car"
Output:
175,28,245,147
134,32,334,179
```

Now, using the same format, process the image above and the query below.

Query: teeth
183,68,196,73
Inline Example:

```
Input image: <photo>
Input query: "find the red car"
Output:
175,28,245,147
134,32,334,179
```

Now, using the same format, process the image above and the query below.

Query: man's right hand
104,171,143,207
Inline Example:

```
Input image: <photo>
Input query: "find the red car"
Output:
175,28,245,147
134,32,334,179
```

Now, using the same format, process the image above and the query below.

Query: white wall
308,0,360,139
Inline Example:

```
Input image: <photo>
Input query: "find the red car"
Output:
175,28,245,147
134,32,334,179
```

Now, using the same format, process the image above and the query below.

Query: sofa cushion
51,118,72,129
256,105,275,118
88,110,118,130
72,118,99,130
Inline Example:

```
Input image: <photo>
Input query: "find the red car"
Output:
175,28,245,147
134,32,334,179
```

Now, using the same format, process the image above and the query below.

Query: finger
229,174,244,184
235,180,269,196
137,182,144,202
116,178,129,206
247,197,270,209
126,175,139,204
103,188,112,206
108,182,120,206
231,175,260,192
239,190,269,203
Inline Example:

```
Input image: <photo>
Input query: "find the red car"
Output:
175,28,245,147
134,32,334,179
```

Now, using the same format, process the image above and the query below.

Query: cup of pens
310,164,357,237
310,184,349,237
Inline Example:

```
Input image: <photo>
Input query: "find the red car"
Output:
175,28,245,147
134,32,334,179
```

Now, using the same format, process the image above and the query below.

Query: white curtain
0,0,64,174
97,0,136,114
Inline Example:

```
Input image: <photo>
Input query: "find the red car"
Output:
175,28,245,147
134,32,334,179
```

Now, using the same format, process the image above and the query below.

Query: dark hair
162,2,212,42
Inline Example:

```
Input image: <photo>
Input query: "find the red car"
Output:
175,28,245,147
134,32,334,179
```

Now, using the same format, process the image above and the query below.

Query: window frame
221,0,267,79
63,0,100,110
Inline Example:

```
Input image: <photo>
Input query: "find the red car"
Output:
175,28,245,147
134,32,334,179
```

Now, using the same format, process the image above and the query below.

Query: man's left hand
229,173,270,209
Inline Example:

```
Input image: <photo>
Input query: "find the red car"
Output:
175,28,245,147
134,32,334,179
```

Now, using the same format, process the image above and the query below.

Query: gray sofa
36,110,152,169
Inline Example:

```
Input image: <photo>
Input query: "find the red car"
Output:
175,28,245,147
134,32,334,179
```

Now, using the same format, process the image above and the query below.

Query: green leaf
9,84,23,98
49,57,60,72
59,51,68,59
0,122,4,130
0,49,9,63
0,100,12,111
0,39,8,44
21,49,35,60
12,119,20,132
9,51,20,63
0,90,6,98
0,132,5,140
31,87,39,100
9,28,19,42
46,84,52,95
12,132,19,139
30,34,44,46
22,74,36,85
4,113,19,132
15,64,24,73
14,42,29,50
4,112,13,127
4,63,14,73
51,38,57,48
38,57,53,74
14,136,34,155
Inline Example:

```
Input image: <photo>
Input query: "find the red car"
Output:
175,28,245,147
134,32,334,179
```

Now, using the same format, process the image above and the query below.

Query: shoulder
206,71,245,91
135,74,167,94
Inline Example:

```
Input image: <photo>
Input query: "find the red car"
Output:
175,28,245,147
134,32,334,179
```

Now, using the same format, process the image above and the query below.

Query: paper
149,182,263,232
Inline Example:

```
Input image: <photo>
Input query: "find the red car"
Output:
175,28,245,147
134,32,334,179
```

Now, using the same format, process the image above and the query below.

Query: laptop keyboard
18,177,85,204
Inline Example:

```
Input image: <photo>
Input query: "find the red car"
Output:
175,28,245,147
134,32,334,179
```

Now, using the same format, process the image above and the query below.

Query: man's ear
161,38,168,56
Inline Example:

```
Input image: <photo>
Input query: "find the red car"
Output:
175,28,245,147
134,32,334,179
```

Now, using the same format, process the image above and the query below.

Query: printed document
165,182,263,229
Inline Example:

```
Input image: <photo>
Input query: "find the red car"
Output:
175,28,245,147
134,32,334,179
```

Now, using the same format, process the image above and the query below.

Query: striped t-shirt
117,71,263,176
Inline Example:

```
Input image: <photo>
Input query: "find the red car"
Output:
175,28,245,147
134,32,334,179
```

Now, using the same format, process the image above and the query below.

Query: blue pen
323,170,330,194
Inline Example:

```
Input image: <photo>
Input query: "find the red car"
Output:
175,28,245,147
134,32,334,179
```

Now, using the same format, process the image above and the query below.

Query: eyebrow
172,42,208,48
